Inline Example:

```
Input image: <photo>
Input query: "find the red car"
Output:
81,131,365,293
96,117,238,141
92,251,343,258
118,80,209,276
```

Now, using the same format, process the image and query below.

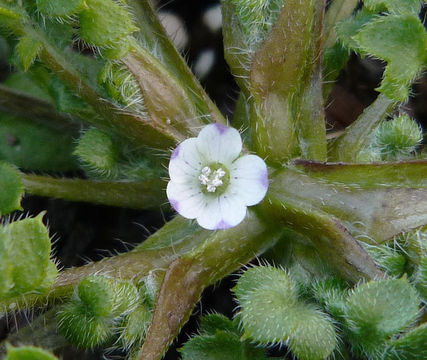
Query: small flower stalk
167,123,268,230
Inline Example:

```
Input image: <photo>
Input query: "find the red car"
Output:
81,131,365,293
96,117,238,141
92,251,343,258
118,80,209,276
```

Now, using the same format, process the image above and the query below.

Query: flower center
198,163,230,194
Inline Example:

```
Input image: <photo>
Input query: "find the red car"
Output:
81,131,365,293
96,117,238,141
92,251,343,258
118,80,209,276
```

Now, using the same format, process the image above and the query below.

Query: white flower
167,123,269,230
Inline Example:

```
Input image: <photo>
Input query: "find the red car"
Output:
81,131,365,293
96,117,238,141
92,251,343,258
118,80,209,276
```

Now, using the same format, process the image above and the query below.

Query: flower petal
166,180,204,219
228,155,269,206
196,194,247,230
196,123,242,164
169,138,203,182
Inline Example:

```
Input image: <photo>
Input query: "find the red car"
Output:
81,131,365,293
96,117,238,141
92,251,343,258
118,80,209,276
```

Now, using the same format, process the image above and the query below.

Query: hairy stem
21,174,166,210
329,94,395,161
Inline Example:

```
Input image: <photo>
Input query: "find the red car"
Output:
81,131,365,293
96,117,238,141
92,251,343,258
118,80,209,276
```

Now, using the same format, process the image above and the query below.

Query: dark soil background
1,1,426,359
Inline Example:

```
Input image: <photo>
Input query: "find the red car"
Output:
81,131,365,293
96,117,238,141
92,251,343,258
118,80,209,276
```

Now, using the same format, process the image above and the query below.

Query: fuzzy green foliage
336,8,376,52
364,0,424,15
353,14,427,102
119,304,152,350
78,0,137,50
99,62,143,109
344,277,420,357
0,114,78,171
36,0,84,18
413,257,427,302
231,0,283,41
180,314,266,360
57,275,140,349
77,276,115,317
57,300,115,348
5,345,58,360
0,162,23,215
74,128,119,178
234,266,337,359
311,278,348,320
364,243,407,276
374,114,423,160
385,322,427,359
16,35,42,71
0,214,57,299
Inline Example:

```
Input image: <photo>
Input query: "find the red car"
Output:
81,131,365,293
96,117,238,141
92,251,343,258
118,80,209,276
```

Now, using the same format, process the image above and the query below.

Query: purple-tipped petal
197,123,242,164
169,138,203,182
167,180,204,219
228,155,268,206
196,195,246,230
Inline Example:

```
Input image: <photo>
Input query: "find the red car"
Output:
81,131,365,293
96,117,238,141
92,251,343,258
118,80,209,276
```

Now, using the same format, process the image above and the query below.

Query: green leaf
354,14,427,102
16,35,43,72
74,128,119,178
233,265,298,304
36,0,84,18
288,304,337,360
5,345,58,360
3,213,52,295
364,0,423,15
0,114,79,172
0,162,23,215
344,277,420,356
199,314,239,336
335,8,376,51
180,331,265,360
385,322,427,360
78,0,137,48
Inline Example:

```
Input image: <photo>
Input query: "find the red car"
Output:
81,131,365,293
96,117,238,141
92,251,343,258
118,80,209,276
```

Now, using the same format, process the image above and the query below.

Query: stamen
199,166,226,192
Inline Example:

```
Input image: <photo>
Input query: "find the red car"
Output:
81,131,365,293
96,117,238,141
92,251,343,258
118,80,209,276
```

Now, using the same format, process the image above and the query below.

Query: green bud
74,128,119,178
99,62,143,109
57,300,114,348
111,279,140,316
78,0,137,48
5,345,58,360
344,277,420,357
36,0,85,18
374,114,423,160
77,276,115,317
119,304,152,350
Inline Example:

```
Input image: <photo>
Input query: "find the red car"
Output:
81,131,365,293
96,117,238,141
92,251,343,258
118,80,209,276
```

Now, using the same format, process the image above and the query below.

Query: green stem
127,0,225,125
329,94,395,162
140,211,282,360
23,25,177,150
294,159,427,189
0,84,80,134
21,174,166,210
0,217,208,310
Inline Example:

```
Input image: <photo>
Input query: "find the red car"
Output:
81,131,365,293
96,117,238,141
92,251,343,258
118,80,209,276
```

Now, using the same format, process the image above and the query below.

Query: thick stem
139,211,282,360
22,174,166,210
